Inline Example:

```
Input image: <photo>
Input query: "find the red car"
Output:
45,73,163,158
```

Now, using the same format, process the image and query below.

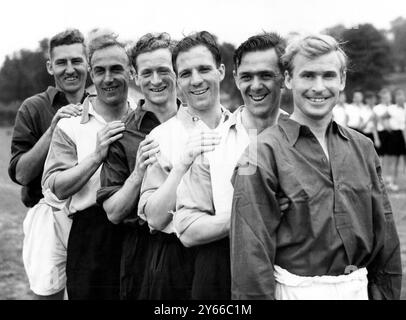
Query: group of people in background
333,88,406,191
8,27,401,301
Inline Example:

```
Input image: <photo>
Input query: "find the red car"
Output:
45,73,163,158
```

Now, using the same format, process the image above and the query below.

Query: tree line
1,18,406,116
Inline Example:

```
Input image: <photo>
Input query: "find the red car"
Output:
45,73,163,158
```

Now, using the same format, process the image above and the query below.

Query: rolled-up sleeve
173,156,214,237
41,125,77,193
230,147,281,300
367,151,402,300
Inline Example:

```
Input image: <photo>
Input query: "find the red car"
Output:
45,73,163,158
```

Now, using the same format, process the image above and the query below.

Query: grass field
0,125,405,300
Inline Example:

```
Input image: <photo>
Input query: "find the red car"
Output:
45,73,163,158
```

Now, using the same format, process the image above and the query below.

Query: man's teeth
65,77,78,81
309,97,327,102
151,87,166,92
250,94,266,101
104,87,117,92
192,88,208,95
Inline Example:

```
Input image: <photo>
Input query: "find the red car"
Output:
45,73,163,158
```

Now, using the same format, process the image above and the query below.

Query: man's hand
94,121,126,163
133,136,160,178
278,196,290,212
177,131,221,173
50,104,83,132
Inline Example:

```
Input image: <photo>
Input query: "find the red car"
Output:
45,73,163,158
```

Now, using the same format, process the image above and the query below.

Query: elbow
15,170,30,186
147,215,170,232
54,189,69,201
103,204,124,225
107,212,122,225
179,233,198,248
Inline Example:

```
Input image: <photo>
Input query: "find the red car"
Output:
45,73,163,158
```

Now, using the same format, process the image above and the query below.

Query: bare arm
44,121,125,200
142,131,221,231
15,104,82,185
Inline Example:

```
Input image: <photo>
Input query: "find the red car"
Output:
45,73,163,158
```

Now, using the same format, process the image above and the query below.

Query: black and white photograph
0,0,405,306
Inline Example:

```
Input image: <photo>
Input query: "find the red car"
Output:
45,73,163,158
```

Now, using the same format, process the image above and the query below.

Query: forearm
15,128,53,185
179,214,229,247
103,171,143,224
144,165,187,230
53,152,102,200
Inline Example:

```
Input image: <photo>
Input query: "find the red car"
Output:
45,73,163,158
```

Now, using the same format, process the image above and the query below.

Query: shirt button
192,116,199,122
336,184,341,190
322,157,327,162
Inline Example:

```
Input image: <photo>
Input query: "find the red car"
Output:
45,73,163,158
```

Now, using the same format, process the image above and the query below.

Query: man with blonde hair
230,34,402,300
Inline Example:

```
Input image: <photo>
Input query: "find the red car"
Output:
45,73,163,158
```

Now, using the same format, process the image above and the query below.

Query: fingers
278,197,290,212
98,121,126,145
57,104,83,117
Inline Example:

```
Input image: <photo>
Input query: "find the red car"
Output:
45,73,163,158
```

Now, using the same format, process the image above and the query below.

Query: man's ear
218,63,226,82
46,60,53,76
233,69,240,91
284,70,292,90
339,70,347,91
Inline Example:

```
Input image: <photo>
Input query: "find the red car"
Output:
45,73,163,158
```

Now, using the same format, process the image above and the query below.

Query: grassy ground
0,125,405,300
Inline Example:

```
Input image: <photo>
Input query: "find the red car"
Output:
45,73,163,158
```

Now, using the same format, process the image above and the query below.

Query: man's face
365,96,376,107
380,91,391,105
285,51,345,121
176,45,225,113
135,48,176,106
353,92,363,105
234,48,282,119
395,91,405,105
47,43,87,95
90,45,132,106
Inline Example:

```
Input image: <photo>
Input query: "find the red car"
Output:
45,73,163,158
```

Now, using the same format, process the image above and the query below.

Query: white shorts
22,198,72,296
274,265,368,300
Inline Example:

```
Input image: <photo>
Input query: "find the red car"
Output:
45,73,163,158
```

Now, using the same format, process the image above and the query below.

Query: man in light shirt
173,32,288,299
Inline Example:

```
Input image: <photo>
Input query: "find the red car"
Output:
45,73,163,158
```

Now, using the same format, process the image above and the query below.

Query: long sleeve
230,146,282,300
367,151,402,300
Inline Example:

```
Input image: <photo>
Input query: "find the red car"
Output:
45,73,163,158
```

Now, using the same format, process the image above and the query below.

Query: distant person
385,88,406,191
8,29,87,300
231,34,402,300
42,30,133,299
346,90,363,131
332,91,348,127
360,91,380,149
374,88,394,189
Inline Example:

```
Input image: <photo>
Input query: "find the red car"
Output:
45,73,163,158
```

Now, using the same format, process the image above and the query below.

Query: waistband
274,265,368,287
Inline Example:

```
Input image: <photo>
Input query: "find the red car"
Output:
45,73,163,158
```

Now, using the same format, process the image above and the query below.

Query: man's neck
143,98,178,123
61,88,85,105
189,102,223,129
290,107,332,159
93,97,129,122
241,106,279,134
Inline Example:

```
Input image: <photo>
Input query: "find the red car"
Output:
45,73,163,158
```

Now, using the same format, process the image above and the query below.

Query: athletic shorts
22,199,72,296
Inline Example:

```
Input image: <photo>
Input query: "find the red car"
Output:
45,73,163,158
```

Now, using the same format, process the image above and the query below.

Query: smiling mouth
249,94,267,102
191,88,209,95
64,76,79,82
103,86,118,92
150,86,166,93
307,97,330,103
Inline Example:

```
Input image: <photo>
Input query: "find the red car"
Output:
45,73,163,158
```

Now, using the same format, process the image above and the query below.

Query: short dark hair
86,29,130,67
172,31,221,74
129,32,176,72
49,29,85,58
233,32,286,72
364,91,376,100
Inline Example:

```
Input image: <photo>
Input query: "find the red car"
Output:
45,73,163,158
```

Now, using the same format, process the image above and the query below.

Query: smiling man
230,34,402,300
8,29,87,299
173,32,287,299
41,30,134,299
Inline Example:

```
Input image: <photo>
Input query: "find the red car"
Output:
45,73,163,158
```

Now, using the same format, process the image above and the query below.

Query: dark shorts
191,237,231,300
66,205,124,300
377,131,390,155
385,130,406,156
120,222,195,300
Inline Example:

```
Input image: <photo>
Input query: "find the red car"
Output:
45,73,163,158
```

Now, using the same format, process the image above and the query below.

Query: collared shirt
373,103,391,131
388,103,406,130
8,86,87,207
359,105,376,134
345,103,362,129
96,99,170,223
138,105,230,234
42,96,135,215
230,114,402,300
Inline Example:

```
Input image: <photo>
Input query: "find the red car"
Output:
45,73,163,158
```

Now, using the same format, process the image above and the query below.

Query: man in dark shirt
9,29,87,208
230,34,402,300
96,33,188,299
7,29,87,300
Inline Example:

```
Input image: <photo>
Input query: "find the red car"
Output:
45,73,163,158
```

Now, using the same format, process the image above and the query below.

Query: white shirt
345,104,362,129
388,104,406,131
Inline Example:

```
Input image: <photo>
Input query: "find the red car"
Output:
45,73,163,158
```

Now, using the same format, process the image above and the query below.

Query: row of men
8,28,401,300
333,89,406,191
